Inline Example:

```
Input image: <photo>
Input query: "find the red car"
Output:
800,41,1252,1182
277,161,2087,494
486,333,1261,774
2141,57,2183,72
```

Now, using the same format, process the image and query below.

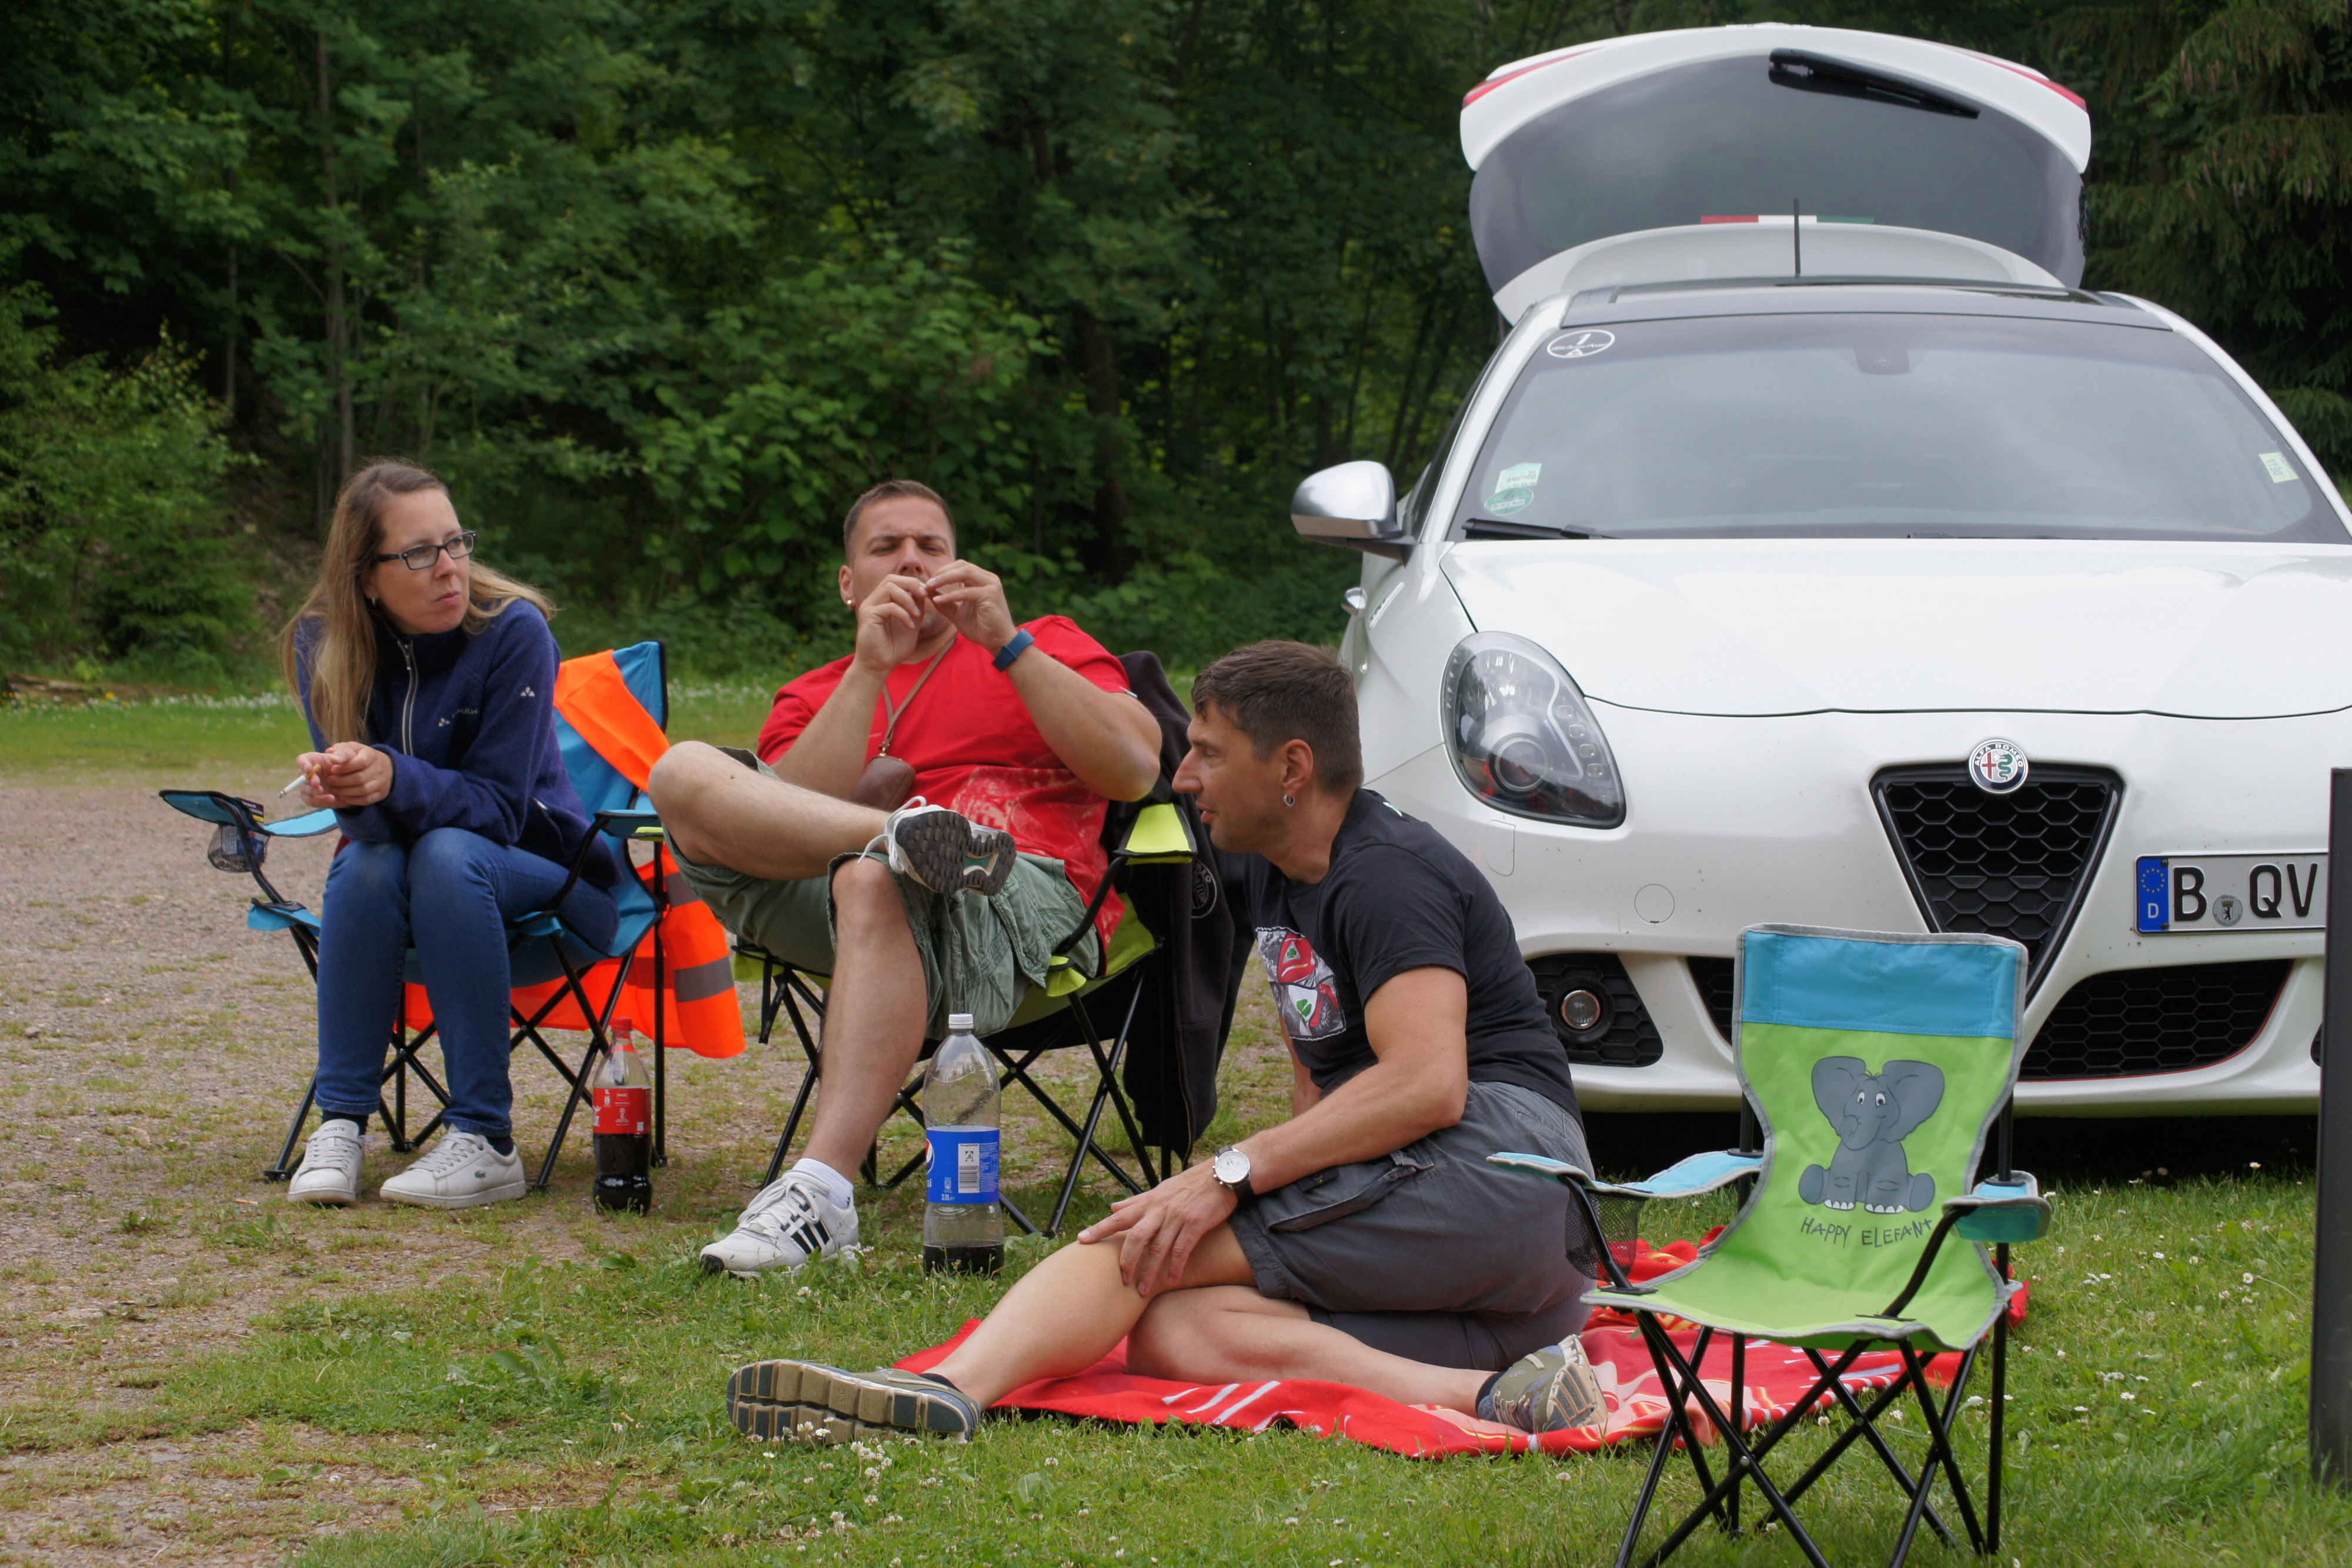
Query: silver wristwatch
1213,1144,1256,1205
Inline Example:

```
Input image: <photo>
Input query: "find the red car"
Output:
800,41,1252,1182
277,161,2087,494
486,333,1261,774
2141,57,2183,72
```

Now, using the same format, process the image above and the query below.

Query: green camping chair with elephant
1493,924,2050,1568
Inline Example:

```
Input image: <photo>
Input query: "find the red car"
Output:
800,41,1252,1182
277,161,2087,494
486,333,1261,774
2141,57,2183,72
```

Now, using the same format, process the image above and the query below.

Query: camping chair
741,788,1200,1238
1492,925,2050,1568
158,640,676,1193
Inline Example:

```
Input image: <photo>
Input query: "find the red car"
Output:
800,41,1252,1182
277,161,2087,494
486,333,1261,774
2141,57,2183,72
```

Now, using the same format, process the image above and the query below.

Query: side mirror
1291,461,1405,556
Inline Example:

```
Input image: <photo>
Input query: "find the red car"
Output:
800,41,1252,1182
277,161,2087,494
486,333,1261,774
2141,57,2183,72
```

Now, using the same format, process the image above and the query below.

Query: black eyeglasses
373,531,478,571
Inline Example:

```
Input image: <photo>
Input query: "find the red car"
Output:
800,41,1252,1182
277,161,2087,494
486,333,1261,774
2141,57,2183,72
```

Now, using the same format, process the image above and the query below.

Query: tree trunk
318,28,353,496
222,7,238,414
1075,307,1130,577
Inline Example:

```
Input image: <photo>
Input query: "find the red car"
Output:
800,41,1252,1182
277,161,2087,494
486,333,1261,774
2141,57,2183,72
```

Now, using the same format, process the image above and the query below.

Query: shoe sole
890,812,1015,897
288,1185,359,1206
700,1249,804,1280
726,1360,972,1443
379,1177,529,1210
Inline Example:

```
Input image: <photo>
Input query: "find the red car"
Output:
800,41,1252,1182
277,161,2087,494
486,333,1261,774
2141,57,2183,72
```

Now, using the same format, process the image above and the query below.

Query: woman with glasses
277,460,621,1209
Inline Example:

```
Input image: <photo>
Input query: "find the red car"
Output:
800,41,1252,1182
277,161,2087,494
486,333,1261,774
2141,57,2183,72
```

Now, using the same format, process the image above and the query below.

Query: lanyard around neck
876,644,953,757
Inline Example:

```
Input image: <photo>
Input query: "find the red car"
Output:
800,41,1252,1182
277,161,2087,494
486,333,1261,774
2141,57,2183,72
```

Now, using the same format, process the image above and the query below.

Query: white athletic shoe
880,798,1017,897
288,1118,365,1206
700,1169,860,1278
379,1131,527,1210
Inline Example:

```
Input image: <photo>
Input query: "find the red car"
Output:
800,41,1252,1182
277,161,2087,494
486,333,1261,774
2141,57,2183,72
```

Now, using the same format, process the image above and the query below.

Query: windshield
1448,312,2346,544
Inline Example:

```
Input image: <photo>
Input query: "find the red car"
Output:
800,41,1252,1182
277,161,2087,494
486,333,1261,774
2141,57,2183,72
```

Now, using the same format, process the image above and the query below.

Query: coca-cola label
594,1084,650,1136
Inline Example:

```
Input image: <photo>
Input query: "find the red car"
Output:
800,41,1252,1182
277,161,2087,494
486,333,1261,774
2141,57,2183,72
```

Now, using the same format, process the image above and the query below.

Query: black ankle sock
323,1113,369,1136
487,1134,515,1157
1474,1369,1505,1422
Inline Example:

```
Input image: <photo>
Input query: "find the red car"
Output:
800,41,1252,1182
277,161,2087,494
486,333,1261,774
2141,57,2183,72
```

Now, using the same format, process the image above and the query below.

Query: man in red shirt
650,479,1162,1277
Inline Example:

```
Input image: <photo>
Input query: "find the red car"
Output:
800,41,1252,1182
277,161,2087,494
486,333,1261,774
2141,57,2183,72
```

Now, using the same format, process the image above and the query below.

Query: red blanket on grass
898,1237,2031,1459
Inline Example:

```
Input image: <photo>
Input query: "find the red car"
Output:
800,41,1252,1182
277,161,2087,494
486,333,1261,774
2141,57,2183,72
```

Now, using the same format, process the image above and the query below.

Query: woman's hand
298,742,393,808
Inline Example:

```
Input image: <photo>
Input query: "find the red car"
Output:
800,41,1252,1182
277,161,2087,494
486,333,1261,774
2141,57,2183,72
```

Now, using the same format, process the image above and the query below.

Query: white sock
791,1157,854,1209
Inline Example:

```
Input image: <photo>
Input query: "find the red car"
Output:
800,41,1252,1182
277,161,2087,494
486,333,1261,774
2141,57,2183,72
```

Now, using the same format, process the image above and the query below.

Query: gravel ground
0,772,1282,1564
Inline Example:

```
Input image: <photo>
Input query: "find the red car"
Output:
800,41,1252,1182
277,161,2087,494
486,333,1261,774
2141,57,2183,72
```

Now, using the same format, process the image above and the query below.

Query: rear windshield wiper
1462,518,1611,540
1769,49,1980,119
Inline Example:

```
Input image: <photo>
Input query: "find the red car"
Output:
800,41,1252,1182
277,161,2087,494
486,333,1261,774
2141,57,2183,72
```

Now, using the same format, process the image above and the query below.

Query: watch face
1215,1148,1248,1185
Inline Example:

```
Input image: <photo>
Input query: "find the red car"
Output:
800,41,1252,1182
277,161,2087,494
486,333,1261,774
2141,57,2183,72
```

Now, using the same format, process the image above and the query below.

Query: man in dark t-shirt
1229,790,1579,1125
723,642,1609,1447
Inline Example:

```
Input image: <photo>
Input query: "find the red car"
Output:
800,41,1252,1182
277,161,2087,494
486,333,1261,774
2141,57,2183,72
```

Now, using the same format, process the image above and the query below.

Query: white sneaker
700,1169,859,1278
379,1131,527,1210
288,1118,365,1205
880,798,1016,897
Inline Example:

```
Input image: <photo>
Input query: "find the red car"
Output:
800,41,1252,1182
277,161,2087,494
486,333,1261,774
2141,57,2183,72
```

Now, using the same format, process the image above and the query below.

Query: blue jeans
315,827,620,1139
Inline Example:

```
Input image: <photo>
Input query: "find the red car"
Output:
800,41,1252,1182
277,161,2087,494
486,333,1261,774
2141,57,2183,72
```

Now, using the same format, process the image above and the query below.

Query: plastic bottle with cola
922,1012,1003,1273
592,1018,654,1213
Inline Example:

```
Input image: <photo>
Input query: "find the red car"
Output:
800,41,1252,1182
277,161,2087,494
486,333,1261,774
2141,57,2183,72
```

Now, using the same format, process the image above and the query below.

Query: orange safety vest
399,647,746,1058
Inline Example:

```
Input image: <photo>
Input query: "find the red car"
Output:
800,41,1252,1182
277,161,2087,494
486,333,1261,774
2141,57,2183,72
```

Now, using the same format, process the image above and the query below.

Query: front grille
1873,765,2121,986
1526,953,1663,1068
1689,957,1735,1039
2022,961,2289,1079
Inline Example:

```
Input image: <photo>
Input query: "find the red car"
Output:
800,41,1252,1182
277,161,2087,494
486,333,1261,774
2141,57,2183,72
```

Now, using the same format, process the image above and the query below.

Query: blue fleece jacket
296,603,619,890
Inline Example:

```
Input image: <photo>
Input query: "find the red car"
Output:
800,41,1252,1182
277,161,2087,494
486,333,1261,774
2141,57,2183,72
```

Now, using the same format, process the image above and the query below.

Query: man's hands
923,560,1019,654
296,741,393,808
851,575,937,676
1077,1158,1240,1299
851,560,1020,678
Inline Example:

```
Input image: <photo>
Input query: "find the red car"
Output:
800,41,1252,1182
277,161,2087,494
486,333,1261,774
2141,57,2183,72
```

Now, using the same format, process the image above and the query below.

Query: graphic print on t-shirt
1255,927,1347,1041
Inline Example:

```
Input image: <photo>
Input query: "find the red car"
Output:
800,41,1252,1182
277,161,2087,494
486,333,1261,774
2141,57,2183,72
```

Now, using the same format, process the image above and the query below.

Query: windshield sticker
1487,463,1542,516
2259,451,2297,483
1546,329,1615,360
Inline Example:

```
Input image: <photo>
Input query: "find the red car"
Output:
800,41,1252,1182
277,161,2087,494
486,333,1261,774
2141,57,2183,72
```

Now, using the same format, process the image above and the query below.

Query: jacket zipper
398,638,417,756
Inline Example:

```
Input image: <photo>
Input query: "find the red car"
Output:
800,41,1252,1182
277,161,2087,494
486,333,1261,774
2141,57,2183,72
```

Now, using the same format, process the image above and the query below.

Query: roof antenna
1793,198,1803,278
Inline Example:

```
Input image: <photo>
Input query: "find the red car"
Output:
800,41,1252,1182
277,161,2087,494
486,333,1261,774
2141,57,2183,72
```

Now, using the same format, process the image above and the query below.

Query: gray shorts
670,750,1098,1040
1230,1079,1595,1372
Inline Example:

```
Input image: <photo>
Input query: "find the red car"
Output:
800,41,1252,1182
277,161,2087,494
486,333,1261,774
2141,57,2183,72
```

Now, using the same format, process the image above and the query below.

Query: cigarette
279,770,313,797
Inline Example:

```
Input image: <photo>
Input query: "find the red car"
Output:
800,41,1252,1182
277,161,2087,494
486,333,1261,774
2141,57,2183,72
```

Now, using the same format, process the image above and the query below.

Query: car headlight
1440,632,1625,828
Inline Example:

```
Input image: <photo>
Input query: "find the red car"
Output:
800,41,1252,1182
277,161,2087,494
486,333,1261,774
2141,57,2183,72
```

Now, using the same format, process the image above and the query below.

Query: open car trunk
1462,28,2090,318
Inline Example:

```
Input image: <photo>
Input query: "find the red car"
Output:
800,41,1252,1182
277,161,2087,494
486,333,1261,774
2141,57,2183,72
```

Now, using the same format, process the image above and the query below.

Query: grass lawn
143,1161,2342,1568
0,686,779,779
5,700,2346,1566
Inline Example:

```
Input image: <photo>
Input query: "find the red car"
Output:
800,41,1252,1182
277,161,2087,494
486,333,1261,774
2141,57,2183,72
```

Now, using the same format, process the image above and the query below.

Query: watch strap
1217,1146,1257,1206
992,627,1037,671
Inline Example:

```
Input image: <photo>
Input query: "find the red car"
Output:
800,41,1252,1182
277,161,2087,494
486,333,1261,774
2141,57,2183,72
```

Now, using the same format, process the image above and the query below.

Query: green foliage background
4,0,2348,684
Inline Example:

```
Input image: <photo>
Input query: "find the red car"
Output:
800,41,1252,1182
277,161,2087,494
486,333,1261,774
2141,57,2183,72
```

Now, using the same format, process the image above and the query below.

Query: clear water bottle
592,1018,654,1213
923,1012,1003,1274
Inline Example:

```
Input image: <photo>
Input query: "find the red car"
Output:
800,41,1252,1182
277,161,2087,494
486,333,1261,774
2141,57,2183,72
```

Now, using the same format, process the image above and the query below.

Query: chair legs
746,951,1161,1238
1615,1314,2002,1568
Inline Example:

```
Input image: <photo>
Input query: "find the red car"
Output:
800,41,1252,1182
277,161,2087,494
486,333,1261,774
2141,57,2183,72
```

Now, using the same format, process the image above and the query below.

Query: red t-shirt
757,616,1131,943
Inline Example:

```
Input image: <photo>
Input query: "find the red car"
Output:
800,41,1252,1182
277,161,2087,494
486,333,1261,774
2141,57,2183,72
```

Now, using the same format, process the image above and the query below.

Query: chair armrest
1944,1170,2050,1245
1486,1148,1760,1201
594,807,664,841
263,808,340,838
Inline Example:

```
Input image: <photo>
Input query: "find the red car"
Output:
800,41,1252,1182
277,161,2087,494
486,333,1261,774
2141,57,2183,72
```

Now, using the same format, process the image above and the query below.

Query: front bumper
1368,704,2344,1115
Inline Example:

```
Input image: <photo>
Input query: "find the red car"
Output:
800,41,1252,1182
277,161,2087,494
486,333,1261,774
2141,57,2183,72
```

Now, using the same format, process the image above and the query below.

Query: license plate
2136,854,2327,933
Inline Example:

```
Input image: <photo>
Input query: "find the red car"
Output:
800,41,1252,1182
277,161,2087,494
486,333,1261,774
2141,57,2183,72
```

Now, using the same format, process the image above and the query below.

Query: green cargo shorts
670,750,1099,1040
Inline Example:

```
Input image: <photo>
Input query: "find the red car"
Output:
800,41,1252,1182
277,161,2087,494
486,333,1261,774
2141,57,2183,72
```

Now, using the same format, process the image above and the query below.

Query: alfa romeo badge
1967,737,2029,795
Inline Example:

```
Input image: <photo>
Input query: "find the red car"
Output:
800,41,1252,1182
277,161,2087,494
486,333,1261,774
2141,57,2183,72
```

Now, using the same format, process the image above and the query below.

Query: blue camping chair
159,640,670,1192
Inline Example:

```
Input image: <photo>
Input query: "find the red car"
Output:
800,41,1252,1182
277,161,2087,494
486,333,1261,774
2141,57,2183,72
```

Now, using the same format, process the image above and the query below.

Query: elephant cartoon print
1799,1057,1946,1214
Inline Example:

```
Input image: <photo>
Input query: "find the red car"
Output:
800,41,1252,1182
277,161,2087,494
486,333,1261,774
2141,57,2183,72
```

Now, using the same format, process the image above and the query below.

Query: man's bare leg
928,1227,1488,1413
801,856,930,1176
649,740,887,880
929,1228,1257,1406
1127,1286,1488,1413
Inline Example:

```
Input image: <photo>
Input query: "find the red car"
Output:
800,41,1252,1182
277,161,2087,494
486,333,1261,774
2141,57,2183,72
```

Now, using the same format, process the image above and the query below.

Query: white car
1297,25,2346,1116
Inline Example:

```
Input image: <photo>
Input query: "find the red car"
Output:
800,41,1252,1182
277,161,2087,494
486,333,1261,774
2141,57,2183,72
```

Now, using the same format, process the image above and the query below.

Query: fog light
1557,987,1606,1035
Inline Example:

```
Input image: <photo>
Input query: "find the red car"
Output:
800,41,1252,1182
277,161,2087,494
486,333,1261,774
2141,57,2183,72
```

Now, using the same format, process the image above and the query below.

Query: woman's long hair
280,460,554,745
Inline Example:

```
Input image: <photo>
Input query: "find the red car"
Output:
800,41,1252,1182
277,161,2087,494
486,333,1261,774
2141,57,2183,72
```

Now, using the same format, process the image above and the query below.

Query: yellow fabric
1120,801,1194,862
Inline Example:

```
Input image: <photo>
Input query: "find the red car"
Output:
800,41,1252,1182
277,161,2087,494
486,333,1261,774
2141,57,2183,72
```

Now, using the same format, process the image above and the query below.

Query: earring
1282,793,1296,808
